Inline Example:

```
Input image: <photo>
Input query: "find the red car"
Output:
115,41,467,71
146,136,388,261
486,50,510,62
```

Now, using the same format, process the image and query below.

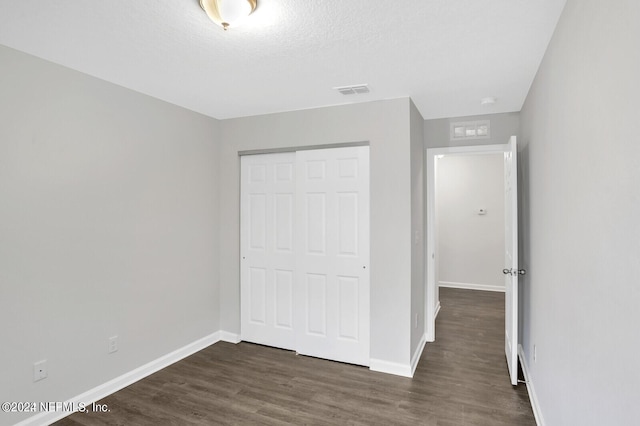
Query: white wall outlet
533,344,537,363
108,335,119,354
33,360,47,382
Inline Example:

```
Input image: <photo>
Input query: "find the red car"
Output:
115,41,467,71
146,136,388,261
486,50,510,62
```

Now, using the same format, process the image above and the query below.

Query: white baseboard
518,344,545,426
220,331,241,344
369,358,412,378
15,332,221,426
410,333,427,377
425,302,441,343
439,281,505,293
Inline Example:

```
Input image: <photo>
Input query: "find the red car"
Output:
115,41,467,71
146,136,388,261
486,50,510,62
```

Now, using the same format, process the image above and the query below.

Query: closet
240,146,370,366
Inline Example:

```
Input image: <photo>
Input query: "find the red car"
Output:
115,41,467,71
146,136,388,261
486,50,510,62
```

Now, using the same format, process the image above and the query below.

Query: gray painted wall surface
437,154,505,289
218,99,414,366
0,45,220,426
520,1,640,424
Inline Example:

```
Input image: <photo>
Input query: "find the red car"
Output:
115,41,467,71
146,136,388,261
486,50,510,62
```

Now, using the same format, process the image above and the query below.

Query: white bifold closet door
240,146,370,366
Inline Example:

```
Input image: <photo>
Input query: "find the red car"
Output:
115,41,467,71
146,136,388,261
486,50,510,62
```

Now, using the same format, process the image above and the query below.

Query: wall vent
334,84,370,95
450,120,490,141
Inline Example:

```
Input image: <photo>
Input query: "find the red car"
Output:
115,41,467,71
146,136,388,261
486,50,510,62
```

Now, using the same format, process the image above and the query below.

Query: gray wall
519,0,640,424
0,45,220,426
409,100,426,361
218,99,415,367
424,112,520,149
437,154,505,289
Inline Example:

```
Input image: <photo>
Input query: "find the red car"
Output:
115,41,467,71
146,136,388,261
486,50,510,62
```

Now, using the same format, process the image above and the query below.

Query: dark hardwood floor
56,288,535,425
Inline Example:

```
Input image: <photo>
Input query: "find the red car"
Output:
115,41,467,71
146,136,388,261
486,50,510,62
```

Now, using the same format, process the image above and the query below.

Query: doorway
425,138,520,385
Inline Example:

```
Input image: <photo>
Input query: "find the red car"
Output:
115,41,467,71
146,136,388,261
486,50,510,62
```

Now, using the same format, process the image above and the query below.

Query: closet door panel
295,146,370,366
241,153,296,350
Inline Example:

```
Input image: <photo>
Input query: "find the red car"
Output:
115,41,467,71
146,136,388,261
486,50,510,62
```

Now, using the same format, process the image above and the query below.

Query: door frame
424,143,511,342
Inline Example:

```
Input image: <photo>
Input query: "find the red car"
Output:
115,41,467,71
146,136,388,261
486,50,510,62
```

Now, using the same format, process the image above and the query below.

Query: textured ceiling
0,0,566,120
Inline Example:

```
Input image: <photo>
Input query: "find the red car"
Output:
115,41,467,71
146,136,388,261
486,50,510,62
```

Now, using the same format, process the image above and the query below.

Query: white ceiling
0,0,566,120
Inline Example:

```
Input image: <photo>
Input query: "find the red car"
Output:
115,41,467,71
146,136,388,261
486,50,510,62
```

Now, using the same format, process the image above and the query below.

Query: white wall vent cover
450,120,490,141
334,84,370,95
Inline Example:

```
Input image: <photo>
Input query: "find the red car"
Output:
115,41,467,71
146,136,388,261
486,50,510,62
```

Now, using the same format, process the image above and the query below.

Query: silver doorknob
503,268,527,276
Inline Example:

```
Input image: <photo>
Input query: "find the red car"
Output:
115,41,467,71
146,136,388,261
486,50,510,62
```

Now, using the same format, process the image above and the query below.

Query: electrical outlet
33,360,47,382
533,344,537,363
108,336,118,354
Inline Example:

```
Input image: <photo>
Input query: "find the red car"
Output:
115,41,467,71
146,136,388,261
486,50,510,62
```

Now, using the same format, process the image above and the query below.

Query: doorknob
503,268,527,276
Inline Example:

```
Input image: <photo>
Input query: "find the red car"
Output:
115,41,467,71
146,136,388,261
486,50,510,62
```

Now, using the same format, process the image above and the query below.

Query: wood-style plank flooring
56,288,535,425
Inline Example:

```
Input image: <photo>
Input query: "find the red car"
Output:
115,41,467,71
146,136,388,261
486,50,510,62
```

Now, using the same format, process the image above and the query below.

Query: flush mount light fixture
480,96,497,106
200,0,257,31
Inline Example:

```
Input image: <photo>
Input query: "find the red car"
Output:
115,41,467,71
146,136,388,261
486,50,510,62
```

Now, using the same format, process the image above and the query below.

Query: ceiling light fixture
200,0,257,31
481,96,497,106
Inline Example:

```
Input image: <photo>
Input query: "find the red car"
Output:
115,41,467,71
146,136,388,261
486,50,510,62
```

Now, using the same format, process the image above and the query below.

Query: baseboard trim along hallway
439,281,505,292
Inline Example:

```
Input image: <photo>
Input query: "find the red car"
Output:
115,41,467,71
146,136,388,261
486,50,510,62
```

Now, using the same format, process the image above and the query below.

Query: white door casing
294,146,370,366
240,146,370,367
240,152,296,350
504,136,519,386
425,151,438,343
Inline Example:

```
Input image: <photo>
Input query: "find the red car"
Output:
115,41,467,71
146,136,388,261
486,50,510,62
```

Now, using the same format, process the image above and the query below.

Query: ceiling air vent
334,84,370,95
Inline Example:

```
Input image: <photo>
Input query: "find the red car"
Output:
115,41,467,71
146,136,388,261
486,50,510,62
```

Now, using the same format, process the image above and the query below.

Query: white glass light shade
200,0,257,30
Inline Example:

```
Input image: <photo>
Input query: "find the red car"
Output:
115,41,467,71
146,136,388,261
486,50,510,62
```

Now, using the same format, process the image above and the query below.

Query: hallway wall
437,154,505,291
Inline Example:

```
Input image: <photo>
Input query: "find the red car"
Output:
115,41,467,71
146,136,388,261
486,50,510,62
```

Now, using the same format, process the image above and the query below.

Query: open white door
503,136,519,386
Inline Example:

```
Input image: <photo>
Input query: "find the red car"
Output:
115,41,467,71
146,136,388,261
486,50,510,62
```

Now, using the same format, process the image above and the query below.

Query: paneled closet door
295,146,370,366
240,153,296,350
